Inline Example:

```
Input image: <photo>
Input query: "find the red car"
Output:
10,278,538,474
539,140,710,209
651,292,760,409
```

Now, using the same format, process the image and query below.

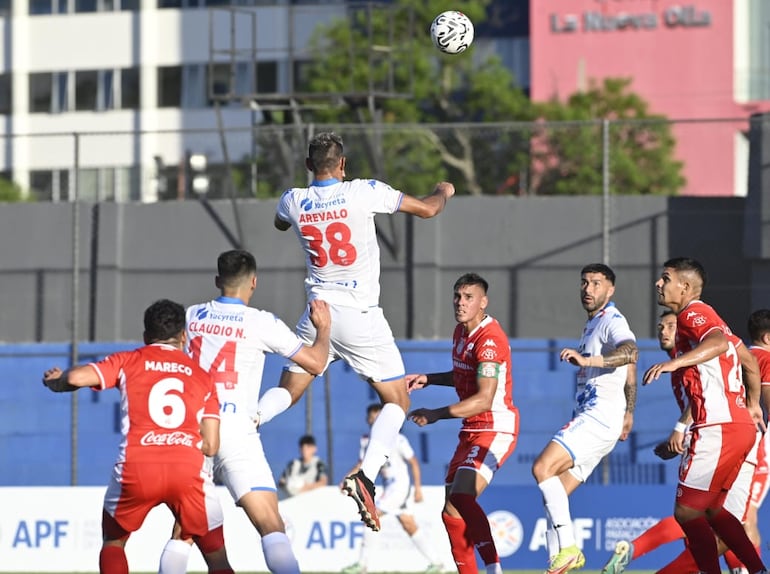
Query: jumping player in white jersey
532,263,639,574
257,131,455,531
342,403,443,574
158,250,331,574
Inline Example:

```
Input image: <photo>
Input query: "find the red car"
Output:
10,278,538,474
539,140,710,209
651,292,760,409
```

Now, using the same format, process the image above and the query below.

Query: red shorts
445,430,517,486
102,460,223,541
677,422,756,511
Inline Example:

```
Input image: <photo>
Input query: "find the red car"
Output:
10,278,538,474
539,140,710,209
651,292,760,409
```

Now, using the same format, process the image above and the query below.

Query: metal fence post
70,132,80,486
602,118,610,266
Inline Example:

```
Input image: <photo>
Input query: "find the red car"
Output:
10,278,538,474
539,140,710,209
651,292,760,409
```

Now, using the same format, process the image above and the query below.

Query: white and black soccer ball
430,10,474,55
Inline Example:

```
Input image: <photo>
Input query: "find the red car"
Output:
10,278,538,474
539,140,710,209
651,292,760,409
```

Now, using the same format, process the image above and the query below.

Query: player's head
579,263,616,317
143,299,186,346
366,402,382,426
215,249,257,295
298,434,317,459
453,273,489,328
657,309,677,352
748,309,770,346
655,257,707,312
306,132,345,178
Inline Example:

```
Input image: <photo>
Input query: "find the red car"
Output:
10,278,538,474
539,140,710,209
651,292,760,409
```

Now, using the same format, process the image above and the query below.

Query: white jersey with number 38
277,178,404,310
186,297,303,433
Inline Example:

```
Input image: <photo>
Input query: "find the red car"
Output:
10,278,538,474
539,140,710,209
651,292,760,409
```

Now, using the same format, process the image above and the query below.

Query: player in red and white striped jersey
407,273,518,574
42,299,231,574
644,257,767,574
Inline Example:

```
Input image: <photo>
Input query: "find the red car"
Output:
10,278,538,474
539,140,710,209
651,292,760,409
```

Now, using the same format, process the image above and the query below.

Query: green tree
0,177,25,202
532,77,685,195
255,0,534,196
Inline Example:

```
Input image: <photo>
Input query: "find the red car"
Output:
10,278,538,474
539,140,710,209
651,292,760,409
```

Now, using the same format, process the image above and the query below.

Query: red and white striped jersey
276,178,404,310
451,315,518,433
89,343,220,465
675,300,752,427
749,345,770,387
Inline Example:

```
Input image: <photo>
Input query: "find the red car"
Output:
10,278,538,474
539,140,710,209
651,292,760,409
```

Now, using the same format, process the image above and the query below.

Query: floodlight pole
70,132,81,487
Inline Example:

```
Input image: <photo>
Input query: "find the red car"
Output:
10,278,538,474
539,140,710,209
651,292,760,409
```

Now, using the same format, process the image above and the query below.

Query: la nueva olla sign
550,3,711,33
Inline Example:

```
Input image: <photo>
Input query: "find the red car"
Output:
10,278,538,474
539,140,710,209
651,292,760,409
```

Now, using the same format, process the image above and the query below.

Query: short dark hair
299,434,316,446
308,132,344,173
144,299,186,344
580,263,616,285
453,272,488,294
217,250,257,288
366,403,382,416
660,309,677,318
663,257,707,287
748,309,770,342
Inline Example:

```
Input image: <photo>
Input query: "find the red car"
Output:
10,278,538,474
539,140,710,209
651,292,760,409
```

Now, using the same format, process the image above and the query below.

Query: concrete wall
0,194,754,344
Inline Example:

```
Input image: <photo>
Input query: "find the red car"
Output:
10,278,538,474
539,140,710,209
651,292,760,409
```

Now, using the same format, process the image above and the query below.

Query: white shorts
722,430,762,520
213,431,276,503
377,479,412,516
288,304,405,382
553,412,621,483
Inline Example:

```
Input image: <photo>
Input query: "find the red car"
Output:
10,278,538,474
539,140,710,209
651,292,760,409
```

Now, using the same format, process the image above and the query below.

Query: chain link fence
1,115,756,202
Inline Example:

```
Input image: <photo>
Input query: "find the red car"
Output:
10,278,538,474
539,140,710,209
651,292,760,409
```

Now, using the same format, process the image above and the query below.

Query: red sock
724,549,745,570
449,492,499,566
709,508,765,573
633,516,685,559
656,547,700,574
679,516,721,574
99,545,128,574
442,512,477,574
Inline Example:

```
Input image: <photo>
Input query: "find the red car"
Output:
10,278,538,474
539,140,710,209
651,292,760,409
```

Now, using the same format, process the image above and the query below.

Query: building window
208,62,231,102
120,0,139,9
256,61,277,93
75,0,97,12
120,67,140,109
0,0,11,15
158,66,182,107
29,0,52,14
30,170,70,202
29,73,53,113
0,73,11,115
75,70,98,111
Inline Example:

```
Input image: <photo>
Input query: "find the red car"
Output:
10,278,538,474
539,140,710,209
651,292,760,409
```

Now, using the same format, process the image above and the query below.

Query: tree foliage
255,1,684,197
0,177,25,202
533,77,685,195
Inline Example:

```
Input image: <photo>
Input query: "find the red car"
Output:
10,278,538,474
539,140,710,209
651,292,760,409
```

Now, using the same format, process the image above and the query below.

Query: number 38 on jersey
301,222,357,267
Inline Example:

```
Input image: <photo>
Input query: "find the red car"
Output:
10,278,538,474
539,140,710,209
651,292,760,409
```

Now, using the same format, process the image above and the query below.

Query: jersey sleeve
679,304,723,342
473,328,507,365
315,459,328,480
604,311,636,347
276,189,294,224
361,179,404,214
263,313,304,358
88,351,129,390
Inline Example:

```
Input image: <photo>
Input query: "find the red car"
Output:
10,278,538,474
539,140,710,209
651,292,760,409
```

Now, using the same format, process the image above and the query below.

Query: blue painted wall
2,339,682,487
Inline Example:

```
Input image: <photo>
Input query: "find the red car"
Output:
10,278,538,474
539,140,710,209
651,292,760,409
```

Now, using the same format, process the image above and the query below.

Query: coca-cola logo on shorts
140,430,195,447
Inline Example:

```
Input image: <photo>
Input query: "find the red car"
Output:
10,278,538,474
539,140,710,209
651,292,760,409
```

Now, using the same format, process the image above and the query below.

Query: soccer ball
430,10,474,55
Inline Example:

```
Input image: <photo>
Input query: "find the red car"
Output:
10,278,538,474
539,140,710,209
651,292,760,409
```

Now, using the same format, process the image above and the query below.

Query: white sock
485,563,502,574
545,521,559,560
262,531,300,574
258,387,292,425
359,522,375,568
538,476,575,549
360,402,405,480
158,539,191,574
410,527,439,564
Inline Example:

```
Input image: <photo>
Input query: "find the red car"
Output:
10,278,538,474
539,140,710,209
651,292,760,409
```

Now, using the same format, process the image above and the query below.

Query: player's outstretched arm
398,182,455,219
406,371,454,392
291,300,331,375
42,365,99,392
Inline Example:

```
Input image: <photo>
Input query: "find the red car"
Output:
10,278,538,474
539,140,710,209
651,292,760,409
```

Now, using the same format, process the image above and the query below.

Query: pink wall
530,0,759,196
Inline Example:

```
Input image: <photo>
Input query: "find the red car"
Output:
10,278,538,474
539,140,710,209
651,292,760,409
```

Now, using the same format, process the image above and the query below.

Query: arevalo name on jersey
298,209,348,223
